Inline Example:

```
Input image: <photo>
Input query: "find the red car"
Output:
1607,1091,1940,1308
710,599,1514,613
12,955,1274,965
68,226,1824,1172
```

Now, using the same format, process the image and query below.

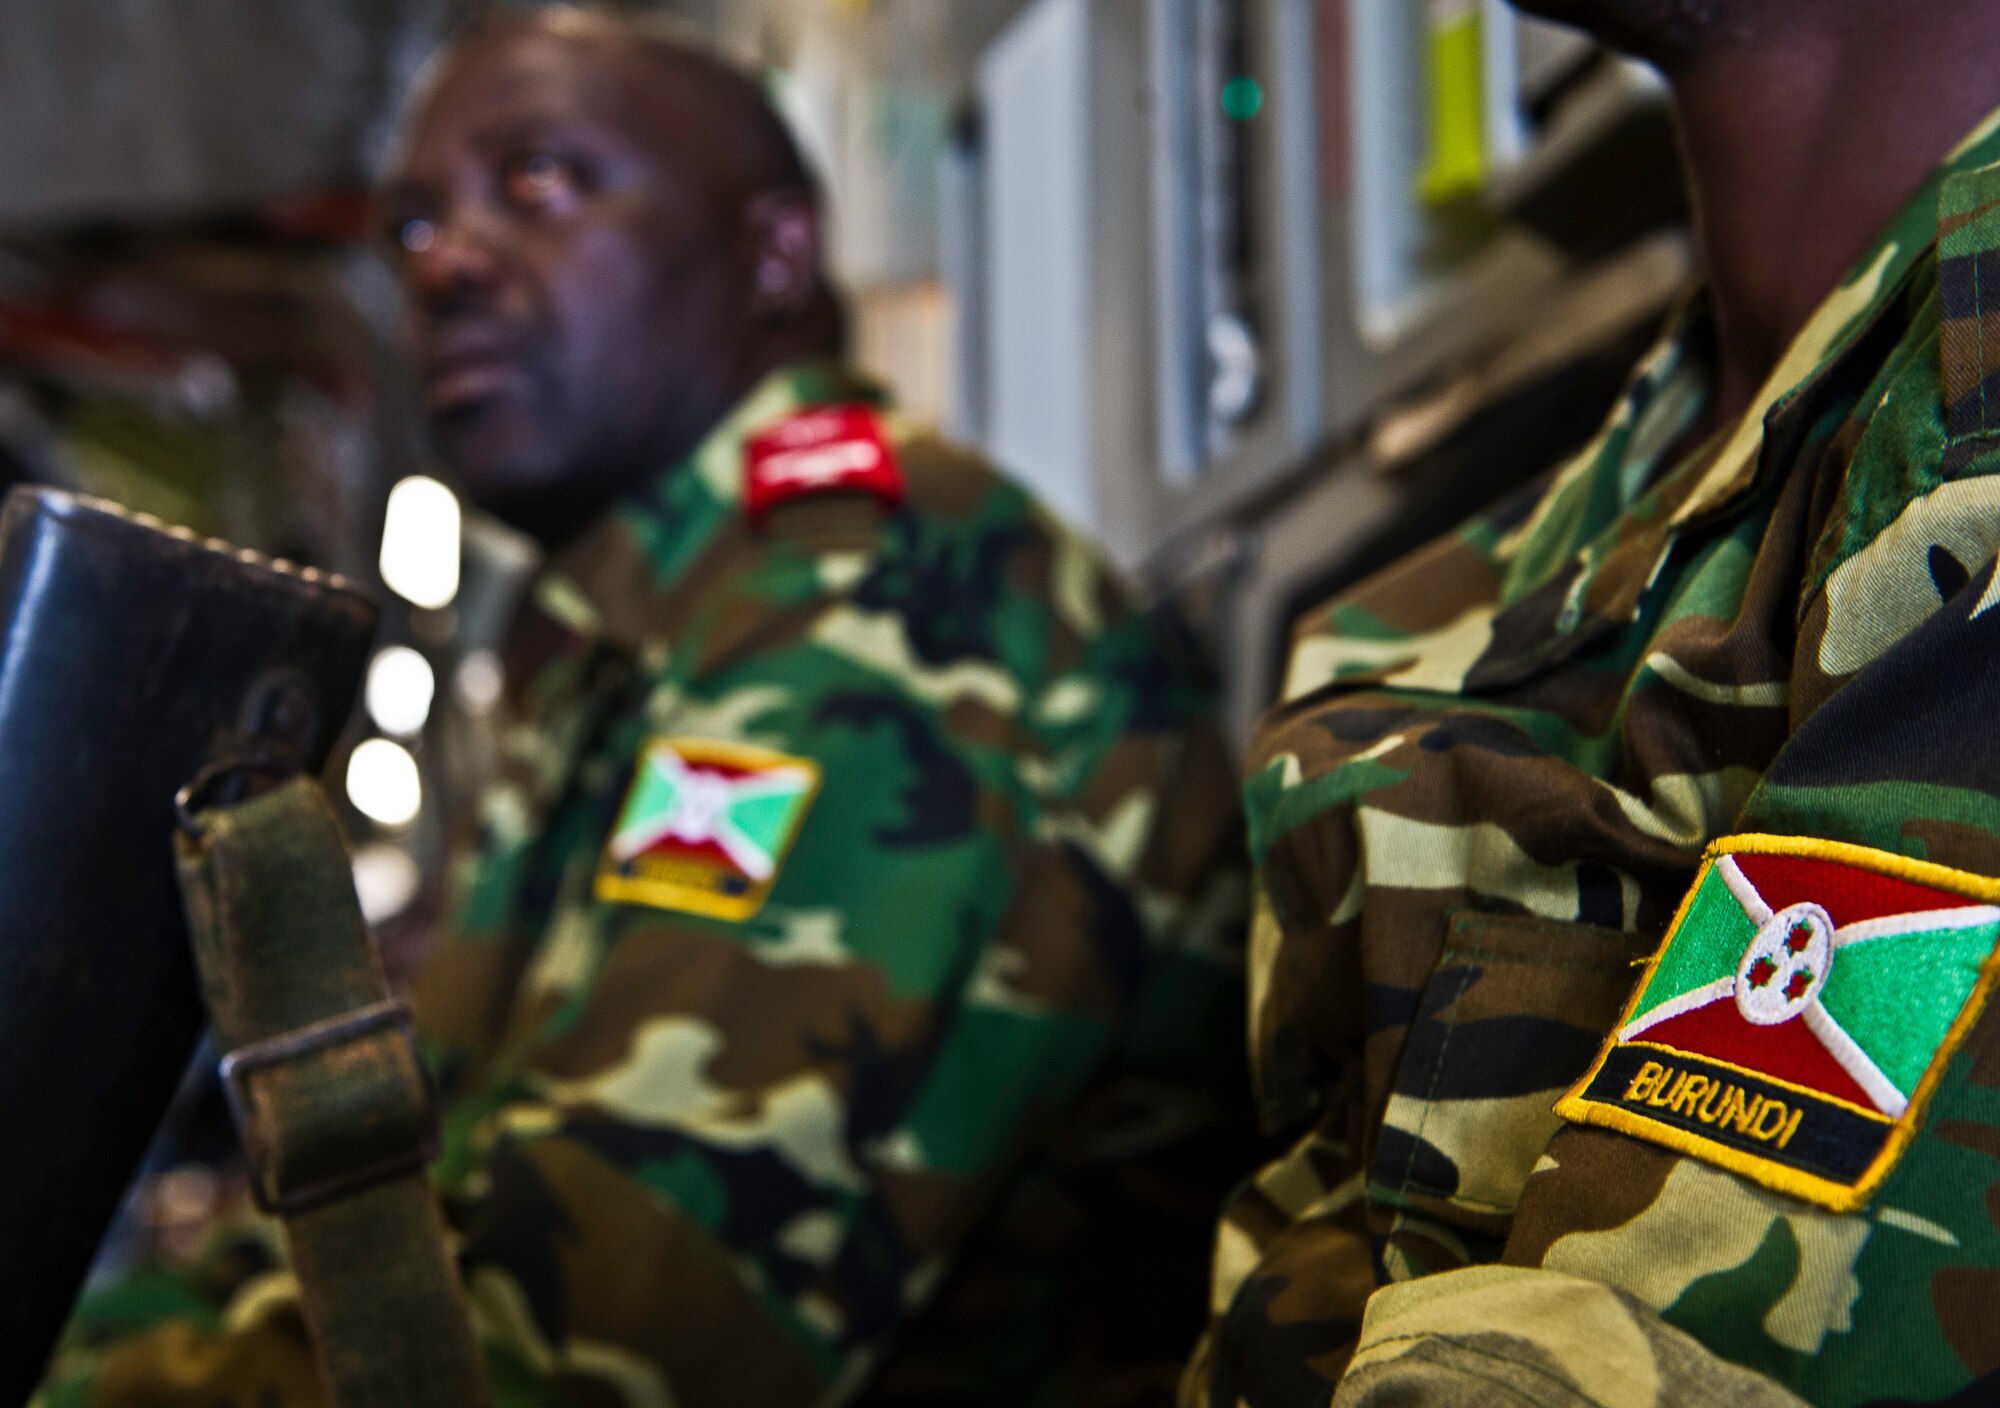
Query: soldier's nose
407,212,503,309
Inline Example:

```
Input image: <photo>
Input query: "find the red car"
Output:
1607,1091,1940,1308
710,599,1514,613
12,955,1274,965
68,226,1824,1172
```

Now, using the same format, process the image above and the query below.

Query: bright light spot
347,737,423,828
1221,75,1264,121
365,646,436,737
351,842,423,924
379,476,461,609
145,1165,221,1253
455,649,505,715
1207,312,1261,423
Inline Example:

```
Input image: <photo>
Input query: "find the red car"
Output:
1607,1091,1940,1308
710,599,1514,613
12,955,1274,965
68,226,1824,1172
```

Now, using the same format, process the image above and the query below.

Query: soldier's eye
503,151,581,209
398,218,437,254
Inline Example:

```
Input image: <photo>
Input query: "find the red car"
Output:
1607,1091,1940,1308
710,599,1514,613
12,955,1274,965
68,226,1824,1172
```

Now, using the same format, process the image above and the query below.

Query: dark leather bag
0,487,375,1398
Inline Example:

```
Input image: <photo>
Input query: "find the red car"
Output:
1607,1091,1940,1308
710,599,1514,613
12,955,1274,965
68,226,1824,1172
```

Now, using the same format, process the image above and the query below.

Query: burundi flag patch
594,737,821,922
1557,833,2000,1210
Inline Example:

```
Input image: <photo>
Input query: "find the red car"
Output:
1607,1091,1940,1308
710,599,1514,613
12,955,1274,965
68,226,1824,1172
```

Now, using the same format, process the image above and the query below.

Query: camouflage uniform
1190,113,2000,1408
44,362,1245,1407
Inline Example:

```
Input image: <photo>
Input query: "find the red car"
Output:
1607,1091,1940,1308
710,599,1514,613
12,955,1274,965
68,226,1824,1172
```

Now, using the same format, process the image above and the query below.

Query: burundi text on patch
1557,833,2000,1210
1622,1060,1805,1146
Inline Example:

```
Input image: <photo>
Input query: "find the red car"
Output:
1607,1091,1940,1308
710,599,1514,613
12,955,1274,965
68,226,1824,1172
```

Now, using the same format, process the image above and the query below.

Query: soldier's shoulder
1252,489,1530,768
885,424,1158,630
888,424,1049,537
886,421,1007,490
876,425,1217,728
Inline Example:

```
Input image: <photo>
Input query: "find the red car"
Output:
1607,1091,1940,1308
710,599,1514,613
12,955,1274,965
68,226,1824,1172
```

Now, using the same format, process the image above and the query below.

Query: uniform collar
530,359,888,657
1280,102,2000,706
1509,103,2000,623
1663,103,2000,531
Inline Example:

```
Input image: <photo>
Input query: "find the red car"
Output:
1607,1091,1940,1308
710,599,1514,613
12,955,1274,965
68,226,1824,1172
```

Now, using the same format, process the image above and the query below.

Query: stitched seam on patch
1554,1099,1860,1209
1980,249,1989,431
1445,911,1638,963
1362,1181,1518,1222
1398,960,1482,1198
1440,947,1634,976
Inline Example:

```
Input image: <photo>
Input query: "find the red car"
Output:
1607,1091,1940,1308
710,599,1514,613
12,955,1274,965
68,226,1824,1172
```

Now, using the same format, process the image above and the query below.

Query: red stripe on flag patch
1731,852,1975,927
1636,1000,1877,1111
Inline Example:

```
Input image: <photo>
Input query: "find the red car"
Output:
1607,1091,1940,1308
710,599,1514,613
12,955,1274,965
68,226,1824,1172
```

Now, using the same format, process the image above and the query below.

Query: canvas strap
174,774,490,1406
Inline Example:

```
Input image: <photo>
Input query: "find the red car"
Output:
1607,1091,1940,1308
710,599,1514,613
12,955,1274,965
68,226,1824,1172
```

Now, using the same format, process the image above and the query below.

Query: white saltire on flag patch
1557,832,2000,1211
594,737,821,921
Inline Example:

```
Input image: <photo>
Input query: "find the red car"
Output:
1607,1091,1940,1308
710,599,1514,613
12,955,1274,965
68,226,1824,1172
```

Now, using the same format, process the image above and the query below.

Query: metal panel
1147,0,1206,483
0,0,443,228
1215,230,1687,740
1143,0,1328,543
937,132,988,444
1082,0,1160,566
977,0,1098,534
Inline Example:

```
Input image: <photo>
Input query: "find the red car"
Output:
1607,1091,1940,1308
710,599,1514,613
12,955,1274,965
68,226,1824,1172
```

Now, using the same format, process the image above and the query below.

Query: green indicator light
1221,75,1264,121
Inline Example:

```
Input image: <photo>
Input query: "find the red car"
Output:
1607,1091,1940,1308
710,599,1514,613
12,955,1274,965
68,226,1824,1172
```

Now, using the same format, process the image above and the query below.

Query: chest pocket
1369,911,1646,1225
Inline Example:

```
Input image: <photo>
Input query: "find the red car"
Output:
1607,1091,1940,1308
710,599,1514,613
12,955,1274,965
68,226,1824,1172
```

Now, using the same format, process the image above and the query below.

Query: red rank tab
743,404,904,525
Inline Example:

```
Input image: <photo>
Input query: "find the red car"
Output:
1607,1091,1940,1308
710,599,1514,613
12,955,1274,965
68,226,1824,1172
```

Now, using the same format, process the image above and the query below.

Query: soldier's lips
423,353,525,413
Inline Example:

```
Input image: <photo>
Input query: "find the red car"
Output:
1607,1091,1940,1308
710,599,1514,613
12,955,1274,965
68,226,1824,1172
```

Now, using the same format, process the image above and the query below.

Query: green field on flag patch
1816,918,1999,1097
1630,864,1756,1023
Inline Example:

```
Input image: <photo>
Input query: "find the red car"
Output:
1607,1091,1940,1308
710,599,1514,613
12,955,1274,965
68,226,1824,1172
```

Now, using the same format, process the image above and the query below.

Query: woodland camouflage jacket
1186,114,2000,1408
43,362,1245,1408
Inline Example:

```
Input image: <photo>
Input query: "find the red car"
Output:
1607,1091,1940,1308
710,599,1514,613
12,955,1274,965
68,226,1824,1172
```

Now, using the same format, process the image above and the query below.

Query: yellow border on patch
592,736,822,923
1555,831,2000,1212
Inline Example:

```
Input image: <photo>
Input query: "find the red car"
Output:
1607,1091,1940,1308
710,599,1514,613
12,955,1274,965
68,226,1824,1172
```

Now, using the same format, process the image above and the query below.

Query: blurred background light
454,649,504,716
350,841,423,924
346,736,422,828
1220,75,1263,121
364,645,435,737
379,475,461,609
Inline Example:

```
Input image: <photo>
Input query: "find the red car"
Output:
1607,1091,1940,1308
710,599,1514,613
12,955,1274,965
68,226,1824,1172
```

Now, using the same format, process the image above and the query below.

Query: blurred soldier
1192,2,2000,1406
43,10,1244,1407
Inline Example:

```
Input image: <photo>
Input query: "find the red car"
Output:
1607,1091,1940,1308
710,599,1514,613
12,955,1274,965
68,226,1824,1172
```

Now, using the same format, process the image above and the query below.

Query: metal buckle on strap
219,999,440,1215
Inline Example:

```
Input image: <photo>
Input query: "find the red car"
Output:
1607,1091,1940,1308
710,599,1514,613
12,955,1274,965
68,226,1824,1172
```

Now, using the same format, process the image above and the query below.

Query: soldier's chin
428,401,562,518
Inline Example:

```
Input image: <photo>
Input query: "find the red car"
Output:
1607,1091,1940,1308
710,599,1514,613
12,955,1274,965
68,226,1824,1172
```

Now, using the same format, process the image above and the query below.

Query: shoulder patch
743,404,904,524
594,737,821,921
1556,833,2000,1211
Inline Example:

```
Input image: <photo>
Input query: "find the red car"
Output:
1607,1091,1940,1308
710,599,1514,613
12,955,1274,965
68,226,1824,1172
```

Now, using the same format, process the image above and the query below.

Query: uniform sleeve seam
1439,945,1635,975
1352,1333,1608,1407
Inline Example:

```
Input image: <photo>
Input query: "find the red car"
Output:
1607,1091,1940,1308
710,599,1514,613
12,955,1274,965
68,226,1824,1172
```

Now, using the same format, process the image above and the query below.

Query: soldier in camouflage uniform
40,12,1244,1407
1191,3,2000,1406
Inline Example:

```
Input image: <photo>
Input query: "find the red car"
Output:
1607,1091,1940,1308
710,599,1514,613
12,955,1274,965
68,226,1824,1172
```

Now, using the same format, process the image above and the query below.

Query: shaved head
442,8,818,213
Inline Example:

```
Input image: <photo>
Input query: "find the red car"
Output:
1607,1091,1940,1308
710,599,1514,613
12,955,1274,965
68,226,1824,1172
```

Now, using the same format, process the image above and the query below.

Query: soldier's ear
746,191,823,318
